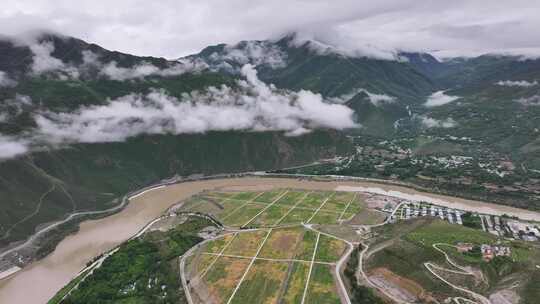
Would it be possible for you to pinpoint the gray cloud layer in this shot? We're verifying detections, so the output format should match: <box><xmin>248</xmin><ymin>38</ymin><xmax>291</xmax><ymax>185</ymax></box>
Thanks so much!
<box><xmin>1</xmin><ymin>1</ymin><xmax>540</xmax><ymax>59</ymax></box>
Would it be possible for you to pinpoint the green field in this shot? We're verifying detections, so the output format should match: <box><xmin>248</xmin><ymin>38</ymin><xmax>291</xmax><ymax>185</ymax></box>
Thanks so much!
<box><xmin>248</xmin><ymin>205</ymin><xmax>293</xmax><ymax>227</ymax></box>
<box><xmin>223</xmin><ymin>230</ymin><xmax>268</xmax><ymax>256</ymax></box>
<box><xmin>179</xmin><ymin>189</ymin><xmax>365</xmax><ymax>228</ymax></box>
<box><xmin>259</xmin><ymin>227</ymin><xmax>304</xmax><ymax>259</ymax></box>
<box><xmin>187</xmin><ymin>226</ymin><xmax>349</xmax><ymax>304</ymax></box>
<box><xmin>203</xmin><ymin>256</ymin><xmax>251</xmax><ymax>303</ymax></box>
<box><xmin>275</xmin><ymin>191</ymin><xmax>307</xmax><ymax>206</ymax></box>
<box><xmin>305</xmin><ymin>264</ymin><xmax>342</xmax><ymax>304</ymax></box>
<box><xmin>315</xmin><ymin>234</ymin><xmax>347</xmax><ymax>263</ymax></box>
<box><xmin>172</xmin><ymin>190</ymin><xmax>390</xmax><ymax>303</ymax></box>
<box><xmin>230</xmin><ymin>260</ymin><xmax>289</xmax><ymax>304</ymax></box>
<box><xmin>221</xmin><ymin>203</ymin><xmax>266</xmax><ymax>227</ymax></box>
<box><xmin>282</xmin><ymin>262</ymin><xmax>311</xmax><ymax>304</ymax></box>
<box><xmin>256</xmin><ymin>190</ymin><xmax>286</xmax><ymax>204</ymax></box>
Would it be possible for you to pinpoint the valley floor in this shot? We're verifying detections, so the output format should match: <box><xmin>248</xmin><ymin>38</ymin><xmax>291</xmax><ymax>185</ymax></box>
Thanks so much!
<box><xmin>0</xmin><ymin>175</ymin><xmax>539</xmax><ymax>303</ymax></box>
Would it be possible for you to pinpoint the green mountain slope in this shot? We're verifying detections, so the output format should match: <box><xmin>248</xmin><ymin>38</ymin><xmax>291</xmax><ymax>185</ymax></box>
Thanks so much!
<box><xmin>0</xmin><ymin>33</ymin><xmax>353</xmax><ymax>250</ymax></box>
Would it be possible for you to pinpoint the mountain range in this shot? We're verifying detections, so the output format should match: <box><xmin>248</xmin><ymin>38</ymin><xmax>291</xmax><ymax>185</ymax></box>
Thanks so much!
<box><xmin>0</xmin><ymin>31</ymin><xmax>539</xmax><ymax>253</ymax></box>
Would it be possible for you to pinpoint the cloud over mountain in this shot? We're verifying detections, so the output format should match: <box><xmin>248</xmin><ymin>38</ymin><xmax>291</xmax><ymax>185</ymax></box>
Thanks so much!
<box><xmin>424</xmin><ymin>91</ymin><xmax>459</xmax><ymax>107</ymax></box>
<box><xmin>419</xmin><ymin>116</ymin><xmax>457</xmax><ymax>128</ymax></box>
<box><xmin>2</xmin><ymin>1</ymin><xmax>540</xmax><ymax>59</ymax></box>
<box><xmin>0</xmin><ymin>64</ymin><xmax>357</xmax><ymax>159</ymax></box>
<box><xmin>496</xmin><ymin>80</ymin><xmax>538</xmax><ymax>87</ymax></box>
<box><xmin>0</xmin><ymin>71</ymin><xmax>16</xmax><ymax>87</ymax></box>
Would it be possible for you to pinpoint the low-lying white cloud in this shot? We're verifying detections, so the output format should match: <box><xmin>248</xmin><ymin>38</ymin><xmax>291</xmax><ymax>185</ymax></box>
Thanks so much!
<box><xmin>419</xmin><ymin>116</ymin><xmax>457</xmax><ymax>128</ymax></box>
<box><xmin>288</xmin><ymin>33</ymin><xmax>400</xmax><ymax>61</ymax></box>
<box><xmin>328</xmin><ymin>88</ymin><xmax>396</xmax><ymax>106</ymax></box>
<box><xmin>29</xmin><ymin>41</ymin><xmax>79</xmax><ymax>78</ymax></box>
<box><xmin>23</xmin><ymin>39</ymin><xmax>209</xmax><ymax>80</ymax></box>
<box><xmin>0</xmin><ymin>71</ymin><xmax>16</xmax><ymax>87</ymax></box>
<box><xmin>496</xmin><ymin>80</ymin><xmax>538</xmax><ymax>87</ymax></box>
<box><xmin>207</xmin><ymin>40</ymin><xmax>287</xmax><ymax>70</ymax></box>
<box><xmin>100</xmin><ymin>58</ymin><xmax>208</xmax><ymax>81</ymax></box>
<box><xmin>0</xmin><ymin>94</ymin><xmax>32</xmax><ymax>123</ymax></box>
<box><xmin>516</xmin><ymin>95</ymin><xmax>540</xmax><ymax>106</ymax></box>
<box><xmin>0</xmin><ymin>136</ymin><xmax>29</xmax><ymax>159</ymax></box>
<box><xmin>424</xmin><ymin>91</ymin><xmax>459</xmax><ymax>107</ymax></box>
<box><xmin>33</xmin><ymin>64</ymin><xmax>356</xmax><ymax>144</ymax></box>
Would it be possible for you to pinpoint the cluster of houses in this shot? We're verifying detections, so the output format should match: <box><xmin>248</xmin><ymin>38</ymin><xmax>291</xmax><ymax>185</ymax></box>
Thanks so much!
<box><xmin>480</xmin><ymin>244</ymin><xmax>512</xmax><ymax>261</ymax></box>
<box><xmin>456</xmin><ymin>242</ymin><xmax>511</xmax><ymax>262</ymax></box>
<box><xmin>395</xmin><ymin>203</ymin><xmax>463</xmax><ymax>225</ymax></box>
<box><xmin>480</xmin><ymin>214</ymin><xmax>540</xmax><ymax>242</ymax></box>
<box><xmin>505</xmin><ymin>220</ymin><xmax>540</xmax><ymax>242</ymax></box>
<box><xmin>392</xmin><ymin>202</ymin><xmax>540</xmax><ymax>243</ymax></box>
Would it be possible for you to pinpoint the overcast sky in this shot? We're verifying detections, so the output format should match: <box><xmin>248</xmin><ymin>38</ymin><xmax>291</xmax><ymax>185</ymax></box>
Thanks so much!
<box><xmin>1</xmin><ymin>0</ymin><xmax>540</xmax><ymax>59</ymax></box>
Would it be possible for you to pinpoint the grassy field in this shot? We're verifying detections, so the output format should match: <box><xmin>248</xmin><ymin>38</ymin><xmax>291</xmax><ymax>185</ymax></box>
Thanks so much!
<box><xmin>187</xmin><ymin>226</ymin><xmax>349</xmax><ymax>304</ymax></box>
<box><xmin>176</xmin><ymin>189</ymin><xmax>387</xmax><ymax>303</ymax></box>
<box><xmin>282</xmin><ymin>262</ymin><xmax>310</xmax><ymax>304</ymax></box>
<box><xmin>204</xmin><ymin>256</ymin><xmax>251</xmax><ymax>302</ymax></box>
<box><xmin>180</xmin><ymin>189</ymin><xmax>367</xmax><ymax>228</ymax></box>
<box><xmin>315</xmin><ymin>234</ymin><xmax>347</xmax><ymax>263</ymax></box>
<box><xmin>305</xmin><ymin>264</ymin><xmax>342</xmax><ymax>304</ymax></box>
<box><xmin>223</xmin><ymin>230</ymin><xmax>268</xmax><ymax>256</ymax></box>
<box><xmin>259</xmin><ymin>227</ymin><xmax>304</xmax><ymax>259</ymax></box>
<box><xmin>230</xmin><ymin>260</ymin><xmax>289</xmax><ymax>304</ymax></box>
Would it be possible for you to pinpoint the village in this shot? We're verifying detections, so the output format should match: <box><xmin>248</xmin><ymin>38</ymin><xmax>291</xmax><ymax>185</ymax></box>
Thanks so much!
<box><xmin>385</xmin><ymin>200</ymin><xmax>540</xmax><ymax>243</ymax></box>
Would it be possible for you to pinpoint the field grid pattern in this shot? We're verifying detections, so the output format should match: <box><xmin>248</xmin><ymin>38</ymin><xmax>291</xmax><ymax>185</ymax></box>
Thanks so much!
<box><xmin>188</xmin><ymin>226</ymin><xmax>347</xmax><ymax>304</ymax></box>
<box><xmin>184</xmin><ymin>189</ymin><xmax>359</xmax><ymax>228</ymax></box>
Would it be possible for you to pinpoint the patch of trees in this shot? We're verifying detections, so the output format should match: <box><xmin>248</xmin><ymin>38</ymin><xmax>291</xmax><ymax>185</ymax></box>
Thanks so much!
<box><xmin>344</xmin><ymin>246</ymin><xmax>385</xmax><ymax>304</ymax></box>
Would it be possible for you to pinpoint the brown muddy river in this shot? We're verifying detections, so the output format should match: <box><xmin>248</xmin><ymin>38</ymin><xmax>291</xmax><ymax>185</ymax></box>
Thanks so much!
<box><xmin>1</xmin><ymin>177</ymin><xmax>538</xmax><ymax>303</ymax></box>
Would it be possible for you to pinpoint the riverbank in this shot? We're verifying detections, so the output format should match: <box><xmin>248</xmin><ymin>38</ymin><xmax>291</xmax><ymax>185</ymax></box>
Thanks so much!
<box><xmin>1</xmin><ymin>175</ymin><xmax>539</xmax><ymax>303</ymax></box>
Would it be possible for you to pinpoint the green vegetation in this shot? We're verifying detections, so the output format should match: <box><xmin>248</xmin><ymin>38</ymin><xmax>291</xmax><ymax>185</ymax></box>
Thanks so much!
<box><xmin>256</xmin><ymin>190</ymin><xmax>285</xmax><ymax>203</ymax></box>
<box><xmin>279</xmin><ymin>208</ymin><xmax>314</xmax><ymax>224</ymax></box>
<box><xmin>188</xmin><ymin>226</ymin><xmax>349</xmax><ymax>303</ymax></box>
<box><xmin>221</xmin><ymin>203</ymin><xmax>265</xmax><ymax>227</ymax></box>
<box><xmin>344</xmin><ymin>247</ymin><xmax>385</xmax><ymax>304</ymax></box>
<box><xmin>54</xmin><ymin>216</ymin><xmax>211</xmax><ymax>304</ymax></box>
<box><xmin>366</xmin><ymin>218</ymin><xmax>540</xmax><ymax>301</ymax></box>
<box><xmin>203</xmin><ymin>256</ymin><xmax>251</xmax><ymax>302</ymax></box>
<box><xmin>179</xmin><ymin>190</ymin><xmax>361</xmax><ymax>228</ymax></box>
<box><xmin>232</xmin><ymin>192</ymin><xmax>261</xmax><ymax>201</ymax></box>
<box><xmin>315</xmin><ymin>234</ymin><xmax>347</xmax><ymax>263</ymax></box>
<box><xmin>305</xmin><ymin>264</ymin><xmax>341</xmax><ymax>304</ymax></box>
<box><xmin>282</xmin><ymin>262</ymin><xmax>310</xmax><ymax>304</ymax></box>
<box><xmin>308</xmin><ymin>211</ymin><xmax>340</xmax><ymax>225</ymax></box>
<box><xmin>259</xmin><ymin>228</ymin><xmax>303</xmax><ymax>259</ymax></box>
<box><xmin>0</xmin><ymin>128</ymin><xmax>351</xmax><ymax>251</ymax></box>
<box><xmin>295</xmin><ymin>229</ymin><xmax>319</xmax><ymax>261</ymax></box>
<box><xmin>231</xmin><ymin>260</ymin><xmax>288</xmax><ymax>304</ymax></box>
<box><xmin>405</xmin><ymin>220</ymin><xmax>495</xmax><ymax>246</ymax></box>
<box><xmin>249</xmin><ymin>205</ymin><xmax>293</xmax><ymax>227</ymax></box>
<box><xmin>461</xmin><ymin>212</ymin><xmax>483</xmax><ymax>229</ymax></box>
<box><xmin>298</xmin><ymin>192</ymin><xmax>329</xmax><ymax>209</ymax></box>
<box><xmin>223</xmin><ymin>230</ymin><xmax>268</xmax><ymax>256</ymax></box>
<box><xmin>275</xmin><ymin>191</ymin><xmax>306</xmax><ymax>206</ymax></box>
